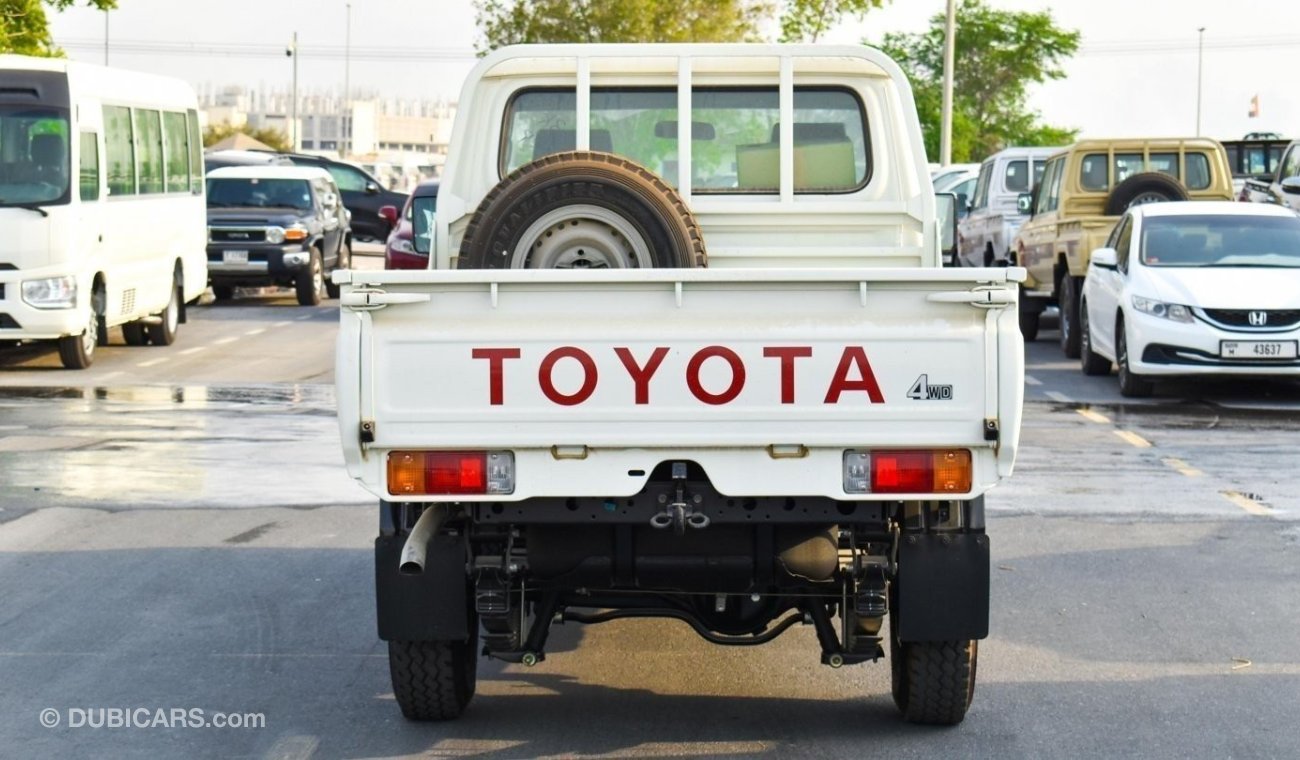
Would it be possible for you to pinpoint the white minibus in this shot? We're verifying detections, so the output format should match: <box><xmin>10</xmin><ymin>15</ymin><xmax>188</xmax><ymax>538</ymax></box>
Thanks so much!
<box><xmin>0</xmin><ymin>55</ymin><xmax>207</xmax><ymax>368</ymax></box>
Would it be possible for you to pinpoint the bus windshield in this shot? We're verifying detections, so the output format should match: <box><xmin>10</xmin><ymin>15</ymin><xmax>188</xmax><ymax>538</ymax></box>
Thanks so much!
<box><xmin>0</xmin><ymin>106</ymin><xmax>71</xmax><ymax>207</ymax></box>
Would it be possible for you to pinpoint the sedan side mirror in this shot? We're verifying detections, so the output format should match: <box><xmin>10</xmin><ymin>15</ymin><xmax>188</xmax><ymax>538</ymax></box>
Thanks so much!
<box><xmin>1016</xmin><ymin>192</ymin><xmax>1034</xmax><ymax>215</ymax></box>
<box><xmin>378</xmin><ymin>205</ymin><xmax>399</xmax><ymax>225</ymax></box>
<box><xmin>1090</xmin><ymin>247</ymin><xmax>1118</xmax><ymax>269</ymax></box>
<box><xmin>1280</xmin><ymin>177</ymin><xmax>1300</xmax><ymax>195</ymax></box>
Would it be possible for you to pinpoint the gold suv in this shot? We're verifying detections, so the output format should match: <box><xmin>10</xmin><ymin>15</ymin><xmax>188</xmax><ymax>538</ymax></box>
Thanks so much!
<box><xmin>1013</xmin><ymin>138</ymin><xmax>1233</xmax><ymax>356</ymax></box>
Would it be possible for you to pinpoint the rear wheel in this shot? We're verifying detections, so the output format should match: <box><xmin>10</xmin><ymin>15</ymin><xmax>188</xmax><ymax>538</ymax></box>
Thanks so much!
<box><xmin>890</xmin><ymin>628</ymin><xmax>977</xmax><ymax>725</ymax></box>
<box><xmin>1116</xmin><ymin>320</ymin><xmax>1154</xmax><ymax>398</ymax></box>
<box><xmin>122</xmin><ymin>322</ymin><xmax>149</xmax><ymax>346</ymax></box>
<box><xmin>1058</xmin><ymin>273</ymin><xmax>1082</xmax><ymax>359</ymax></box>
<box><xmin>1079</xmin><ymin>298</ymin><xmax>1112</xmax><ymax>376</ymax></box>
<box><xmin>388</xmin><ymin>626</ymin><xmax>479</xmax><ymax>722</ymax></box>
<box><xmin>295</xmin><ymin>249</ymin><xmax>324</xmax><ymax>306</ymax></box>
<box><xmin>146</xmin><ymin>278</ymin><xmax>181</xmax><ymax>346</ymax></box>
<box><xmin>1018</xmin><ymin>291</ymin><xmax>1041</xmax><ymax>342</ymax></box>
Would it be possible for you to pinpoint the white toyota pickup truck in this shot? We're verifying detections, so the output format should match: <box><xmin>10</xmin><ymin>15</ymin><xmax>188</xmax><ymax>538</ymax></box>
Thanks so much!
<box><xmin>334</xmin><ymin>43</ymin><xmax>1026</xmax><ymax>726</ymax></box>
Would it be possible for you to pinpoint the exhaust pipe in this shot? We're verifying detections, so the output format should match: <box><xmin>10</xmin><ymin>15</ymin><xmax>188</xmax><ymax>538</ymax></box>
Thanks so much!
<box><xmin>398</xmin><ymin>505</ymin><xmax>447</xmax><ymax>575</ymax></box>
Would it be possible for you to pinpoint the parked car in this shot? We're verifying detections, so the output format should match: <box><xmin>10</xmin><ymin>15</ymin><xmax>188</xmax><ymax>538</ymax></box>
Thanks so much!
<box><xmin>930</xmin><ymin>163</ymin><xmax>978</xmax><ymax>189</ymax></box>
<box><xmin>1242</xmin><ymin>139</ymin><xmax>1300</xmax><ymax>210</ymax></box>
<box><xmin>1219</xmin><ymin>135</ymin><xmax>1289</xmax><ymax>200</ymax></box>
<box><xmin>382</xmin><ymin>180</ymin><xmax>438</xmax><ymax>269</ymax></box>
<box><xmin>205</xmin><ymin>165</ymin><xmax>352</xmax><ymax>306</ymax></box>
<box><xmin>956</xmin><ymin>146</ymin><xmax>1059</xmax><ymax>268</ymax></box>
<box><xmin>935</xmin><ymin>170</ymin><xmax>978</xmax><ymax>222</ymax></box>
<box><xmin>205</xmin><ymin>150</ymin><xmax>408</xmax><ymax>242</ymax></box>
<box><xmin>1079</xmin><ymin>201</ymin><xmax>1300</xmax><ymax>396</ymax></box>
<box><xmin>275</xmin><ymin>153</ymin><xmax>408</xmax><ymax>242</ymax></box>
<box><xmin>1012</xmin><ymin>137</ymin><xmax>1234</xmax><ymax>353</ymax></box>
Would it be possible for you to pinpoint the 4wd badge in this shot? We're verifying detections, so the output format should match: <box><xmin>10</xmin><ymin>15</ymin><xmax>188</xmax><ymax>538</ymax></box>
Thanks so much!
<box><xmin>907</xmin><ymin>374</ymin><xmax>953</xmax><ymax>401</ymax></box>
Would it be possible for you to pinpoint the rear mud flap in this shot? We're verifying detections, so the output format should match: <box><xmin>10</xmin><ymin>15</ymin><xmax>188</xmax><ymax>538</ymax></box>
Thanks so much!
<box><xmin>897</xmin><ymin>533</ymin><xmax>990</xmax><ymax>641</ymax></box>
<box><xmin>375</xmin><ymin>534</ymin><xmax>468</xmax><ymax>642</ymax></box>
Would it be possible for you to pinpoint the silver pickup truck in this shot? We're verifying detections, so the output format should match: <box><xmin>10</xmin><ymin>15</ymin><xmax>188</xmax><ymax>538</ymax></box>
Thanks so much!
<box><xmin>956</xmin><ymin>147</ymin><xmax>1058</xmax><ymax>268</ymax></box>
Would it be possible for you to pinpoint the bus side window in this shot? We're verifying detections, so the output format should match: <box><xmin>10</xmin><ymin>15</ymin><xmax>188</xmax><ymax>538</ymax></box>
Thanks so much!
<box><xmin>186</xmin><ymin>109</ymin><xmax>203</xmax><ymax>194</ymax></box>
<box><xmin>79</xmin><ymin>132</ymin><xmax>99</xmax><ymax>201</ymax></box>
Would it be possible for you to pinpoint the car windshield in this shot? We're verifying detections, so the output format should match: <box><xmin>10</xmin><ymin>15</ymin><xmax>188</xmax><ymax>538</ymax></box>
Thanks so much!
<box><xmin>1140</xmin><ymin>214</ymin><xmax>1300</xmax><ymax>268</ymax></box>
<box><xmin>0</xmin><ymin>106</ymin><xmax>72</xmax><ymax>206</ymax></box>
<box><xmin>206</xmin><ymin>177</ymin><xmax>312</xmax><ymax>209</ymax></box>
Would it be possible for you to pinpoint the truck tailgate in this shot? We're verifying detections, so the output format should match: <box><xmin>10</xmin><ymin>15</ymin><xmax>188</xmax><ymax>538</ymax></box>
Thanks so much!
<box><xmin>336</xmin><ymin>268</ymin><xmax>1025</xmax><ymax>501</ymax></box>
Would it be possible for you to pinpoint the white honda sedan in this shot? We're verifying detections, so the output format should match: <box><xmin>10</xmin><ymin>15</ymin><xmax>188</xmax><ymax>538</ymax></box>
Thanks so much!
<box><xmin>1079</xmin><ymin>201</ymin><xmax>1300</xmax><ymax>397</ymax></box>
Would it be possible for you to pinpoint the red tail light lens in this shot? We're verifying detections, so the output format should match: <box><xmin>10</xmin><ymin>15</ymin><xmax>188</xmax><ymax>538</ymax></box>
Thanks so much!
<box><xmin>861</xmin><ymin>449</ymin><xmax>972</xmax><ymax>494</ymax></box>
<box><xmin>387</xmin><ymin>451</ymin><xmax>515</xmax><ymax>496</ymax></box>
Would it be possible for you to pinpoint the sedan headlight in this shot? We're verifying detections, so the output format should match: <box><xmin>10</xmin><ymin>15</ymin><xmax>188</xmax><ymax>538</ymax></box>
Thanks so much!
<box><xmin>265</xmin><ymin>226</ymin><xmax>286</xmax><ymax>244</ymax></box>
<box><xmin>22</xmin><ymin>275</ymin><xmax>77</xmax><ymax>309</ymax></box>
<box><xmin>1131</xmin><ymin>295</ymin><xmax>1193</xmax><ymax>323</ymax></box>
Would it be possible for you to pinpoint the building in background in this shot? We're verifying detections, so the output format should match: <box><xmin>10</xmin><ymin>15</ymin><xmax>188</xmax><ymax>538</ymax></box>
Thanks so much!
<box><xmin>198</xmin><ymin>85</ymin><xmax>455</xmax><ymax>191</ymax></box>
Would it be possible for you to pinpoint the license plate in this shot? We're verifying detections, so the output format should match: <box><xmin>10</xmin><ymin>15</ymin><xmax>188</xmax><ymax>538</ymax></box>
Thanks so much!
<box><xmin>223</xmin><ymin>250</ymin><xmax>249</xmax><ymax>264</ymax></box>
<box><xmin>1220</xmin><ymin>341</ymin><xmax>1298</xmax><ymax>359</ymax></box>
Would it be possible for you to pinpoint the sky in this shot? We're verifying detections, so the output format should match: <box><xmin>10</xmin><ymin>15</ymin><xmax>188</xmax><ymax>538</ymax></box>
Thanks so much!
<box><xmin>47</xmin><ymin>0</ymin><xmax>1300</xmax><ymax>142</ymax></box>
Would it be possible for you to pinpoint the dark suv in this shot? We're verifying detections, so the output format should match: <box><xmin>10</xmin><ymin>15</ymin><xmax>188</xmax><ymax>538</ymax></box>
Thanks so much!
<box><xmin>206</xmin><ymin>165</ymin><xmax>352</xmax><ymax>306</ymax></box>
<box><xmin>205</xmin><ymin>150</ymin><xmax>409</xmax><ymax>242</ymax></box>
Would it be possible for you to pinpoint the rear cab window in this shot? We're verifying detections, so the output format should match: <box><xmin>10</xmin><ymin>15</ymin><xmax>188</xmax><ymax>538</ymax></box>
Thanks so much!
<box><xmin>503</xmin><ymin>86</ymin><xmax>870</xmax><ymax>194</ymax></box>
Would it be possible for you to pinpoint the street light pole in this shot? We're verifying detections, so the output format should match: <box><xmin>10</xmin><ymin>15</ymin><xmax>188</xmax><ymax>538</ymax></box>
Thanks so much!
<box><xmin>1195</xmin><ymin>27</ymin><xmax>1206</xmax><ymax>136</ymax></box>
<box><xmin>344</xmin><ymin>3</ymin><xmax>351</xmax><ymax>158</ymax></box>
<box><xmin>103</xmin><ymin>9</ymin><xmax>109</xmax><ymax>65</ymax></box>
<box><xmin>288</xmin><ymin>32</ymin><xmax>299</xmax><ymax>151</ymax></box>
<box><xmin>940</xmin><ymin>0</ymin><xmax>957</xmax><ymax>165</ymax></box>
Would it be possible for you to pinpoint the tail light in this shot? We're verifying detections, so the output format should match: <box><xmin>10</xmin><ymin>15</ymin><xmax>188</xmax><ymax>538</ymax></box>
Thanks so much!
<box><xmin>843</xmin><ymin>449</ymin><xmax>972</xmax><ymax>494</ymax></box>
<box><xmin>387</xmin><ymin>450</ymin><xmax>515</xmax><ymax>496</ymax></box>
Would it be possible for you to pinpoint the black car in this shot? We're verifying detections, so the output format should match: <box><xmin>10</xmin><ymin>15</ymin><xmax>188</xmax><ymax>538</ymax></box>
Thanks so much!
<box><xmin>204</xmin><ymin>150</ymin><xmax>409</xmax><ymax>241</ymax></box>
<box><xmin>205</xmin><ymin>165</ymin><xmax>352</xmax><ymax>306</ymax></box>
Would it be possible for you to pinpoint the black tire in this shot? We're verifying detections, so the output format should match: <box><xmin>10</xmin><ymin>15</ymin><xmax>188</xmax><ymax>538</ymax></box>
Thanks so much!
<box><xmin>1058</xmin><ymin>273</ymin><xmax>1082</xmax><ymax>359</ymax></box>
<box><xmin>212</xmin><ymin>284</ymin><xmax>235</xmax><ymax>301</ymax></box>
<box><xmin>1018</xmin><ymin>290</ymin><xmax>1041</xmax><ymax>342</ymax></box>
<box><xmin>146</xmin><ymin>279</ymin><xmax>180</xmax><ymax>346</ymax></box>
<box><xmin>1079</xmin><ymin>298</ymin><xmax>1112</xmax><ymax>376</ymax></box>
<box><xmin>1116</xmin><ymin>320</ymin><xmax>1154</xmax><ymax>398</ymax></box>
<box><xmin>122</xmin><ymin>322</ymin><xmax>149</xmax><ymax>346</ymax></box>
<box><xmin>893</xmin><ymin>640</ymin><xmax>978</xmax><ymax>725</ymax></box>
<box><xmin>388</xmin><ymin>631</ymin><xmax>479</xmax><ymax>722</ymax></box>
<box><xmin>458</xmin><ymin>151</ymin><xmax>706</xmax><ymax>270</ymax></box>
<box><xmin>295</xmin><ymin>248</ymin><xmax>324</xmax><ymax>306</ymax></box>
<box><xmin>57</xmin><ymin>306</ymin><xmax>98</xmax><ymax>370</ymax></box>
<box><xmin>325</xmin><ymin>241</ymin><xmax>349</xmax><ymax>299</ymax></box>
<box><xmin>1103</xmin><ymin>172</ymin><xmax>1189</xmax><ymax>216</ymax></box>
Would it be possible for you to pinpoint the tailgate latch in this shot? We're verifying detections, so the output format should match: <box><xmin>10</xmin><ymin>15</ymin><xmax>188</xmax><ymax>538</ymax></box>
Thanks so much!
<box><xmin>341</xmin><ymin>287</ymin><xmax>431</xmax><ymax>311</ymax></box>
<box><xmin>927</xmin><ymin>286</ymin><xmax>1014</xmax><ymax>310</ymax></box>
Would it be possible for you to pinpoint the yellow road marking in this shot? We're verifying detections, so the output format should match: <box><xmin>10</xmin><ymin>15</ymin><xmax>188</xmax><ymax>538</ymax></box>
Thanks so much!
<box><xmin>1076</xmin><ymin>408</ymin><xmax>1110</xmax><ymax>424</ymax></box>
<box><xmin>1162</xmin><ymin>457</ymin><xmax>1205</xmax><ymax>478</ymax></box>
<box><xmin>1113</xmin><ymin>430</ymin><xmax>1152</xmax><ymax>448</ymax></box>
<box><xmin>1221</xmin><ymin>491</ymin><xmax>1272</xmax><ymax>517</ymax></box>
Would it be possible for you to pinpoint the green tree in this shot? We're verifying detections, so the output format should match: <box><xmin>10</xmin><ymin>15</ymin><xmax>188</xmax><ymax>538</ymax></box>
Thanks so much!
<box><xmin>779</xmin><ymin>0</ymin><xmax>887</xmax><ymax>44</ymax></box>
<box><xmin>876</xmin><ymin>0</ymin><xmax>1079</xmax><ymax>162</ymax></box>
<box><xmin>474</xmin><ymin>0</ymin><xmax>771</xmax><ymax>51</ymax></box>
<box><xmin>1</xmin><ymin>0</ymin><xmax>116</xmax><ymax>57</ymax></box>
<box><xmin>202</xmin><ymin>122</ymin><xmax>292</xmax><ymax>153</ymax></box>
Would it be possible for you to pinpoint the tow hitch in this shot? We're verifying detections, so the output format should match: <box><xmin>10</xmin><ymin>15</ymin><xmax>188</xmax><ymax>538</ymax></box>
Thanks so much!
<box><xmin>649</xmin><ymin>462</ymin><xmax>711</xmax><ymax>534</ymax></box>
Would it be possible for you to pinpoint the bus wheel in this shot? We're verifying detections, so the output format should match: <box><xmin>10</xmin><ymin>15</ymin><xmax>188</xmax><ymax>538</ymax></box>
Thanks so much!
<box><xmin>146</xmin><ymin>278</ymin><xmax>181</xmax><ymax>346</ymax></box>
<box><xmin>58</xmin><ymin>307</ymin><xmax>98</xmax><ymax>369</ymax></box>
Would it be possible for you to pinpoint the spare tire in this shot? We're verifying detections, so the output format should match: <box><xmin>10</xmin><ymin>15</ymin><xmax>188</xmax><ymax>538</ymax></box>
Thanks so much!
<box><xmin>1103</xmin><ymin>172</ymin><xmax>1189</xmax><ymax>215</ymax></box>
<box><xmin>458</xmin><ymin>151</ymin><xmax>706</xmax><ymax>270</ymax></box>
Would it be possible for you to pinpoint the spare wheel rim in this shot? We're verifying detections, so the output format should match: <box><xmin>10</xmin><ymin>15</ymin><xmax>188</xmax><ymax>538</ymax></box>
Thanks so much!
<box><xmin>512</xmin><ymin>204</ymin><xmax>652</xmax><ymax>269</ymax></box>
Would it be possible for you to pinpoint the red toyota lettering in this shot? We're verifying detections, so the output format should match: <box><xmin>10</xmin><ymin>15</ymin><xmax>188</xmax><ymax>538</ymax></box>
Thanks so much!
<box><xmin>762</xmin><ymin>346</ymin><xmax>812</xmax><ymax>404</ymax></box>
<box><xmin>539</xmin><ymin>347</ymin><xmax>599</xmax><ymax>406</ymax></box>
<box><xmin>824</xmin><ymin>346</ymin><xmax>884</xmax><ymax>404</ymax></box>
<box><xmin>471</xmin><ymin>347</ymin><xmax>521</xmax><ymax>405</ymax></box>
<box><xmin>614</xmin><ymin>347</ymin><xmax>669</xmax><ymax>405</ymax></box>
<box><xmin>686</xmin><ymin>346</ymin><xmax>746</xmax><ymax>405</ymax></box>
